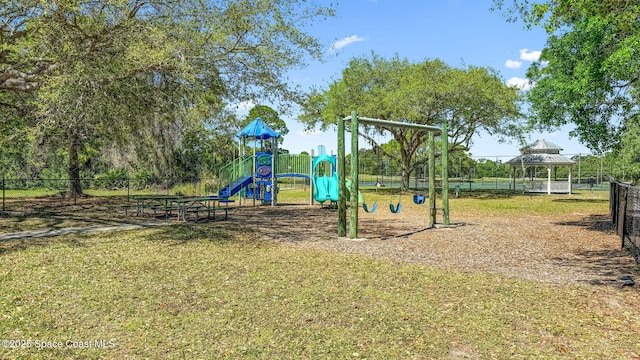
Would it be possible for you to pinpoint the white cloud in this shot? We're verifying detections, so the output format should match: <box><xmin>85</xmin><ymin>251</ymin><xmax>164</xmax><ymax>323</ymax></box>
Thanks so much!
<box><xmin>291</xmin><ymin>77</ymin><xmax>310</xmax><ymax>84</ymax></box>
<box><xmin>505</xmin><ymin>59</ymin><xmax>522</xmax><ymax>69</ymax></box>
<box><xmin>506</xmin><ymin>77</ymin><xmax>531</xmax><ymax>91</ymax></box>
<box><xmin>520</xmin><ymin>48</ymin><xmax>541</xmax><ymax>62</ymax></box>
<box><xmin>230</xmin><ymin>100</ymin><xmax>257</xmax><ymax>114</ymax></box>
<box><xmin>330</xmin><ymin>35</ymin><xmax>365</xmax><ymax>52</ymax></box>
<box><xmin>297</xmin><ymin>129</ymin><xmax>322</xmax><ymax>137</ymax></box>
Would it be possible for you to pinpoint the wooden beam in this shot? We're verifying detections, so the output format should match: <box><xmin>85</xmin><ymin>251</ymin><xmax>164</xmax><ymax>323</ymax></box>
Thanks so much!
<box><xmin>349</xmin><ymin>110</ymin><xmax>359</xmax><ymax>239</ymax></box>
<box><xmin>344</xmin><ymin>116</ymin><xmax>442</xmax><ymax>133</ymax></box>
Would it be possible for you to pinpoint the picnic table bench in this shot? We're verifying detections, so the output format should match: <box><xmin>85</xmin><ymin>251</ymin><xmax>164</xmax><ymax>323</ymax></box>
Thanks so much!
<box><xmin>122</xmin><ymin>195</ymin><xmax>234</xmax><ymax>222</ymax></box>
<box><xmin>129</xmin><ymin>195</ymin><xmax>180</xmax><ymax>217</ymax></box>
<box><xmin>213</xmin><ymin>199</ymin><xmax>235</xmax><ymax>220</ymax></box>
<box><xmin>170</xmin><ymin>197</ymin><xmax>235</xmax><ymax>222</ymax></box>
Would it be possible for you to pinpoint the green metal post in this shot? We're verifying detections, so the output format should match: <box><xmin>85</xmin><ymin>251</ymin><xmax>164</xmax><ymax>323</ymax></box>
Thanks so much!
<box><xmin>350</xmin><ymin>110</ymin><xmax>359</xmax><ymax>239</ymax></box>
<box><xmin>337</xmin><ymin>115</ymin><xmax>347</xmax><ymax>237</ymax></box>
<box><xmin>441</xmin><ymin>122</ymin><xmax>450</xmax><ymax>226</ymax></box>
<box><xmin>428</xmin><ymin>132</ymin><xmax>436</xmax><ymax>227</ymax></box>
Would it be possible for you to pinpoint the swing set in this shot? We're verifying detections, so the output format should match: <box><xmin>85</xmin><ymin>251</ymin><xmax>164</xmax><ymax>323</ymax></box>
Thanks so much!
<box><xmin>361</xmin><ymin>148</ymin><xmax>379</xmax><ymax>213</ymax></box>
<box><xmin>336</xmin><ymin>111</ymin><xmax>450</xmax><ymax>239</ymax></box>
<box><xmin>361</xmin><ymin>155</ymin><xmax>403</xmax><ymax>214</ymax></box>
<box><xmin>412</xmin><ymin>160</ymin><xmax>429</xmax><ymax>205</ymax></box>
<box><xmin>387</xmin><ymin>162</ymin><xmax>402</xmax><ymax>214</ymax></box>
<box><xmin>364</xmin><ymin>158</ymin><xmax>423</xmax><ymax>214</ymax></box>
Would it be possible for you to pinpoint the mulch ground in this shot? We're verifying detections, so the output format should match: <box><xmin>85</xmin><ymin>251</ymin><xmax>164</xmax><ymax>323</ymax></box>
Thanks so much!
<box><xmin>220</xmin><ymin>203</ymin><xmax>639</xmax><ymax>288</ymax></box>
<box><xmin>2</xmin><ymin>195</ymin><xmax>638</xmax><ymax>289</ymax></box>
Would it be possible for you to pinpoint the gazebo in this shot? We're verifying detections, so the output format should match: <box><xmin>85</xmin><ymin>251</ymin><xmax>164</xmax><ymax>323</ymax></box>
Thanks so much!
<box><xmin>506</xmin><ymin>139</ymin><xmax>575</xmax><ymax>194</ymax></box>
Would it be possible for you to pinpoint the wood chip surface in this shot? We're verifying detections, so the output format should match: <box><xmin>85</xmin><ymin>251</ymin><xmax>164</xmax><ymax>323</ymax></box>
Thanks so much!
<box><xmin>223</xmin><ymin>204</ymin><xmax>639</xmax><ymax>288</ymax></box>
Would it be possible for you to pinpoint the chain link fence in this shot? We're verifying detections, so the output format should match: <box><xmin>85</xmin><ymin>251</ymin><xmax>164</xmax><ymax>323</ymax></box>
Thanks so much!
<box><xmin>0</xmin><ymin>175</ymin><xmax>316</xmax><ymax>211</ymax></box>
<box><xmin>610</xmin><ymin>178</ymin><xmax>640</xmax><ymax>266</ymax></box>
<box><xmin>0</xmin><ymin>176</ymin><xmax>221</xmax><ymax>211</ymax></box>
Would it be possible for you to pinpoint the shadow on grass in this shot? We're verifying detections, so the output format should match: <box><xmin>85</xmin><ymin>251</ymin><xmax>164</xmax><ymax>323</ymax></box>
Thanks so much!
<box><xmin>551</xmin><ymin>213</ymin><xmax>639</xmax><ymax>288</ymax></box>
<box><xmin>551</xmin><ymin>249</ymin><xmax>639</xmax><ymax>287</ymax></box>
<box><xmin>1</xmin><ymin>195</ymin><xmax>138</xmax><ymax>232</ymax></box>
<box><xmin>143</xmin><ymin>223</ymin><xmax>259</xmax><ymax>246</ymax></box>
<box><xmin>208</xmin><ymin>205</ymin><xmax>339</xmax><ymax>243</ymax></box>
<box><xmin>553</xmin><ymin>214</ymin><xmax>614</xmax><ymax>233</ymax></box>
<box><xmin>0</xmin><ymin>233</ymin><xmax>89</xmax><ymax>256</ymax></box>
<box><xmin>553</xmin><ymin>198</ymin><xmax>608</xmax><ymax>204</ymax></box>
<box><xmin>455</xmin><ymin>190</ymin><xmax>530</xmax><ymax>200</ymax></box>
<box><xmin>11</xmin><ymin>210</ymin><xmax>129</xmax><ymax>227</ymax></box>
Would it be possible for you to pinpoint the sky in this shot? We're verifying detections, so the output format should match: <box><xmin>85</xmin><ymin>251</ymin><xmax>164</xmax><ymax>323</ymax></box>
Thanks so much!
<box><xmin>238</xmin><ymin>0</ymin><xmax>593</xmax><ymax>160</ymax></box>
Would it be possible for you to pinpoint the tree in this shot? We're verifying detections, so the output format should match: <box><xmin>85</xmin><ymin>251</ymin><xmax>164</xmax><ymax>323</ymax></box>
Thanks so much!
<box><xmin>1</xmin><ymin>0</ymin><xmax>335</xmax><ymax>195</ymax></box>
<box><xmin>611</xmin><ymin>121</ymin><xmax>640</xmax><ymax>181</ymax></box>
<box><xmin>492</xmin><ymin>0</ymin><xmax>640</xmax><ymax>153</ymax></box>
<box><xmin>299</xmin><ymin>54</ymin><xmax>523</xmax><ymax>190</ymax></box>
<box><xmin>448</xmin><ymin>149</ymin><xmax>477</xmax><ymax>179</ymax></box>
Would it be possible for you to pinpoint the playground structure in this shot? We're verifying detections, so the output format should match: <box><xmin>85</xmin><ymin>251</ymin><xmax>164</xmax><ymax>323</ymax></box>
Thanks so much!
<box><xmin>216</xmin><ymin>113</ymin><xmax>450</xmax><ymax>239</ymax></box>
<box><xmin>217</xmin><ymin>118</ymin><xmax>310</xmax><ymax>205</ymax></box>
<box><xmin>337</xmin><ymin>111</ymin><xmax>450</xmax><ymax>239</ymax></box>
<box><xmin>217</xmin><ymin>118</ymin><xmax>353</xmax><ymax>207</ymax></box>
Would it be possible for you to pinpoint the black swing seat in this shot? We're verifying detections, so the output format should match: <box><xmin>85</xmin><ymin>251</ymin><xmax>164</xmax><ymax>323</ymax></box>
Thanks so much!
<box><xmin>363</xmin><ymin>202</ymin><xmax>378</xmax><ymax>213</ymax></box>
<box><xmin>389</xmin><ymin>203</ymin><xmax>402</xmax><ymax>214</ymax></box>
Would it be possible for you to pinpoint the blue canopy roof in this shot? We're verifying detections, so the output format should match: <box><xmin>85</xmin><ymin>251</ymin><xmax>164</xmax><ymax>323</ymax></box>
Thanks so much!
<box><xmin>236</xmin><ymin>118</ymin><xmax>280</xmax><ymax>140</ymax></box>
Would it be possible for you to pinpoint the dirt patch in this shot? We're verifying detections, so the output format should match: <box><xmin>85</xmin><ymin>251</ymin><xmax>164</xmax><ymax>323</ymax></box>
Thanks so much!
<box><xmin>219</xmin><ymin>203</ymin><xmax>639</xmax><ymax>288</ymax></box>
<box><xmin>2</xmin><ymin>196</ymin><xmax>638</xmax><ymax>288</ymax></box>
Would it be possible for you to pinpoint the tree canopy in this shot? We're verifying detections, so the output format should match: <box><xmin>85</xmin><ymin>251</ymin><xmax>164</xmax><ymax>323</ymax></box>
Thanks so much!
<box><xmin>0</xmin><ymin>0</ymin><xmax>335</xmax><ymax>194</ymax></box>
<box><xmin>493</xmin><ymin>0</ymin><xmax>640</xmax><ymax>153</ymax></box>
<box><xmin>299</xmin><ymin>53</ymin><xmax>523</xmax><ymax>190</ymax></box>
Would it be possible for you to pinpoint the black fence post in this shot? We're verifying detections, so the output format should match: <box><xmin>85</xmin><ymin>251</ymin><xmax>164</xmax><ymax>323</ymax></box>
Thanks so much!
<box><xmin>2</xmin><ymin>173</ymin><xmax>5</xmax><ymax>212</ymax></box>
<box><xmin>618</xmin><ymin>185</ymin><xmax>628</xmax><ymax>250</ymax></box>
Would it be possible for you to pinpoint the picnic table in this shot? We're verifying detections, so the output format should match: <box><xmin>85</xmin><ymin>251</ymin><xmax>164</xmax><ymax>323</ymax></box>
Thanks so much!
<box><xmin>122</xmin><ymin>195</ymin><xmax>234</xmax><ymax>222</ymax></box>
<box><xmin>129</xmin><ymin>195</ymin><xmax>180</xmax><ymax>217</ymax></box>
<box><xmin>169</xmin><ymin>196</ymin><xmax>235</xmax><ymax>222</ymax></box>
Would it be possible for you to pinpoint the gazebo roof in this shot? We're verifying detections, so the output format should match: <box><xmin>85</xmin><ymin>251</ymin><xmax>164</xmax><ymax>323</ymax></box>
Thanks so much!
<box><xmin>506</xmin><ymin>139</ymin><xmax>575</xmax><ymax>166</ymax></box>
<box><xmin>506</xmin><ymin>153</ymin><xmax>575</xmax><ymax>166</ymax></box>
<box><xmin>523</xmin><ymin>139</ymin><xmax>563</xmax><ymax>154</ymax></box>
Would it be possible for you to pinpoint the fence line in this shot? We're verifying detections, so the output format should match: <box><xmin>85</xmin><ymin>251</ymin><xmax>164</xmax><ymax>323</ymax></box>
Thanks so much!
<box><xmin>610</xmin><ymin>179</ymin><xmax>640</xmax><ymax>266</ymax></box>
<box><xmin>0</xmin><ymin>176</ymin><xmax>214</xmax><ymax>210</ymax></box>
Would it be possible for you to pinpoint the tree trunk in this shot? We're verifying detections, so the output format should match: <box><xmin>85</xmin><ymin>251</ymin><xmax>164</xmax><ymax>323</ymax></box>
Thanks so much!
<box><xmin>68</xmin><ymin>132</ymin><xmax>83</xmax><ymax>197</ymax></box>
<box><xmin>401</xmin><ymin>157</ymin><xmax>411</xmax><ymax>191</ymax></box>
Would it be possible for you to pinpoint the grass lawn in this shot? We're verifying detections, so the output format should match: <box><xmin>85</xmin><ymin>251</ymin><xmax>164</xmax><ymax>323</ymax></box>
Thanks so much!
<box><xmin>1</xmin><ymin>190</ymin><xmax>639</xmax><ymax>359</ymax></box>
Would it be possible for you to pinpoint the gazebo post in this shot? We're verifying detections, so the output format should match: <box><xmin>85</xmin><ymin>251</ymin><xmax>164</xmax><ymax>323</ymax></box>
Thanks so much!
<box><xmin>547</xmin><ymin>166</ymin><xmax>552</xmax><ymax>195</ymax></box>
<box><xmin>510</xmin><ymin>166</ymin><xmax>515</xmax><ymax>191</ymax></box>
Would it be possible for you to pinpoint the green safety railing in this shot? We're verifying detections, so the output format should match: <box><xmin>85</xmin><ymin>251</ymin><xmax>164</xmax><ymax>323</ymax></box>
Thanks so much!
<box><xmin>218</xmin><ymin>154</ymin><xmax>312</xmax><ymax>194</ymax></box>
<box><xmin>275</xmin><ymin>154</ymin><xmax>311</xmax><ymax>177</ymax></box>
<box><xmin>218</xmin><ymin>156</ymin><xmax>253</xmax><ymax>191</ymax></box>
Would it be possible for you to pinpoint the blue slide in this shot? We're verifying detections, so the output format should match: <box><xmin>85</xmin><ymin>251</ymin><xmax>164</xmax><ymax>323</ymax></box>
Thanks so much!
<box><xmin>219</xmin><ymin>176</ymin><xmax>252</xmax><ymax>198</ymax></box>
